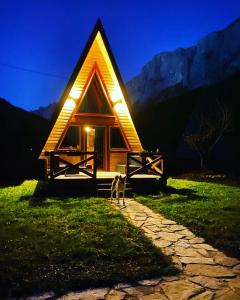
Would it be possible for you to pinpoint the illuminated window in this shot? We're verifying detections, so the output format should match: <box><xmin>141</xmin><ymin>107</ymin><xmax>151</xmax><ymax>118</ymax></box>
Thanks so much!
<box><xmin>110</xmin><ymin>127</ymin><xmax>126</xmax><ymax>149</ymax></box>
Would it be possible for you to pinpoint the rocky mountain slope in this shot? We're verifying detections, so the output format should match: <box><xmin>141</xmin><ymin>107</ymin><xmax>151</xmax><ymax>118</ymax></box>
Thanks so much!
<box><xmin>126</xmin><ymin>18</ymin><xmax>240</xmax><ymax>103</ymax></box>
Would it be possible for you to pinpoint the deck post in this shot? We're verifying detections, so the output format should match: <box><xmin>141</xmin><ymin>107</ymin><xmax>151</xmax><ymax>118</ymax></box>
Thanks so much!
<box><xmin>126</xmin><ymin>152</ymin><xmax>130</xmax><ymax>178</ymax></box>
<box><xmin>141</xmin><ymin>152</ymin><xmax>147</xmax><ymax>174</ymax></box>
<box><xmin>93</xmin><ymin>152</ymin><xmax>97</xmax><ymax>179</ymax></box>
<box><xmin>49</xmin><ymin>152</ymin><xmax>54</xmax><ymax>180</ymax></box>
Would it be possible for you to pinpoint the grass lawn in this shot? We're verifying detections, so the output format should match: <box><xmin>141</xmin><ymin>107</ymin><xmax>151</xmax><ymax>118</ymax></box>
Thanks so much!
<box><xmin>136</xmin><ymin>178</ymin><xmax>240</xmax><ymax>259</ymax></box>
<box><xmin>0</xmin><ymin>180</ymin><xmax>175</xmax><ymax>298</ymax></box>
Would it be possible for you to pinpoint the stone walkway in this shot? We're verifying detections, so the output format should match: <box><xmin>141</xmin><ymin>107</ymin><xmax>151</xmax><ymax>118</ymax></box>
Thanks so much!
<box><xmin>24</xmin><ymin>198</ymin><xmax>240</xmax><ymax>300</ymax></box>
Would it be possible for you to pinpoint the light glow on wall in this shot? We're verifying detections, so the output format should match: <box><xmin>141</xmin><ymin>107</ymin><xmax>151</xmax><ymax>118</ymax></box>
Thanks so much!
<box><xmin>69</xmin><ymin>87</ymin><xmax>81</xmax><ymax>99</ymax></box>
<box><xmin>85</xmin><ymin>126</ymin><xmax>92</xmax><ymax>133</ymax></box>
<box><xmin>110</xmin><ymin>88</ymin><xmax>123</xmax><ymax>103</ymax></box>
<box><xmin>64</xmin><ymin>98</ymin><xmax>76</xmax><ymax>110</ymax></box>
<box><xmin>114</xmin><ymin>102</ymin><xmax>128</xmax><ymax>114</ymax></box>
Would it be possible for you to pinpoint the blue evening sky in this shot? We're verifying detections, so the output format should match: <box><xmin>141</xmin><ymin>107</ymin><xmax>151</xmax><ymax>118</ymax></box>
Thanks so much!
<box><xmin>0</xmin><ymin>0</ymin><xmax>239</xmax><ymax>110</ymax></box>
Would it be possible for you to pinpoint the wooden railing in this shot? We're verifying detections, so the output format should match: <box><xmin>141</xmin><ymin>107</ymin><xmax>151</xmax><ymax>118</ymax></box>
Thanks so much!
<box><xmin>126</xmin><ymin>152</ymin><xmax>164</xmax><ymax>178</ymax></box>
<box><xmin>45</xmin><ymin>150</ymin><xmax>97</xmax><ymax>180</ymax></box>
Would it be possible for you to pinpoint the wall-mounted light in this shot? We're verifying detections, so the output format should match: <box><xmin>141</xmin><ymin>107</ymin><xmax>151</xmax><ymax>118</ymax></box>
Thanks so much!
<box><xmin>85</xmin><ymin>126</ymin><xmax>92</xmax><ymax>133</ymax></box>
<box><xmin>64</xmin><ymin>98</ymin><xmax>76</xmax><ymax>109</ymax></box>
<box><xmin>114</xmin><ymin>102</ymin><xmax>127</xmax><ymax>114</ymax></box>
<box><xmin>113</xmin><ymin>98</ymin><xmax>122</xmax><ymax>105</ymax></box>
<box><xmin>69</xmin><ymin>87</ymin><xmax>81</xmax><ymax>99</ymax></box>
<box><xmin>110</xmin><ymin>88</ymin><xmax>123</xmax><ymax>103</ymax></box>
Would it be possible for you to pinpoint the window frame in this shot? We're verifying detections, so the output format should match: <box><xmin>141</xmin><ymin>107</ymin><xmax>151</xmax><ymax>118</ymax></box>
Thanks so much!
<box><xmin>109</xmin><ymin>126</ymin><xmax>128</xmax><ymax>151</ymax></box>
<box><xmin>58</xmin><ymin>125</ymin><xmax>80</xmax><ymax>150</ymax></box>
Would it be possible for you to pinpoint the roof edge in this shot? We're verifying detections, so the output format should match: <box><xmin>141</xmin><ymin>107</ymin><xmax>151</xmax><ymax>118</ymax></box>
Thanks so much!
<box><xmin>39</xmin><ymin>19</ymin><xmax>134</xmax><ymax>156</ymax></box>
<box><xmin>49</xmin><ymin>19</ymin><xmax>104</xmax><ymax>127</ymax></box>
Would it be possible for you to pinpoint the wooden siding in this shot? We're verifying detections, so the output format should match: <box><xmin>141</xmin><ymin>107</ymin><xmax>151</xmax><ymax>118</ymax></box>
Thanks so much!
<box><xmin>40</xmin><ymin>30</ymin><xmax>142</xmax><ymax>160</ymax></box>
<box><xmin>42</xmin><ymin>104</ymin><xmax>73</xmax><ymax>153</ymax></box>
<box><xmin>109</xmin><ymin>152</ymin><xmax>127</xmax><ymax>172</ymax></box>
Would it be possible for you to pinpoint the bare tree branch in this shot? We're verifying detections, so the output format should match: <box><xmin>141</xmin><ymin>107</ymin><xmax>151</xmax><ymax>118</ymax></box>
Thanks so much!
<box><xmin>185</xmin><ymin>98</ymin><xmax>232</xmax><ymax>170</ymax></box>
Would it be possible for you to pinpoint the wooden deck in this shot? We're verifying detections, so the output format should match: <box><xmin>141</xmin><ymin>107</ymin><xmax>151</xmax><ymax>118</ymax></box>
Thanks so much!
<box><xmin>42</xmin><ymin>151</ymin><xmax>165</xmax><ymax>196</ymax></box>
<box><xmin>45</xmin><ymin>150</ymin><xmax>164</xmax><ymax>181</ymax></box>
<box><xmin>41</xmin><ymin>171</ymin><xmax>164</xmax><ymax>197</ymax></box>
<box><xmin>55</xmin><ymin>171</ymin><xmax>160</xmax><ymax>180</ymax></box>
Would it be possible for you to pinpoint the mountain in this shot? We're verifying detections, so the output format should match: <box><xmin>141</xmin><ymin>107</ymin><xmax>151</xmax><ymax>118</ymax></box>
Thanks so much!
<box><xmin>0</xmin><ymin>98</ymin><xmax>50</xmax><ymax>182</ymax></box>
<box><xmin>126</xmin><ymin>18</ymin><xmax>240</xmax><ymax>103</ymax></box>
<box><xmin>31</xmin><ymin>102</ymin><xmax>57</xmax><ymax>120</ymax></box>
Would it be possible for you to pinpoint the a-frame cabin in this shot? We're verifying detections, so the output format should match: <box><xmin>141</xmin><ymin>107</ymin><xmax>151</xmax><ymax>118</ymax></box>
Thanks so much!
<box><xmin>39</xmin><ymin>20</ymin><xmax>163</xmax><ymax>183</ymax></box>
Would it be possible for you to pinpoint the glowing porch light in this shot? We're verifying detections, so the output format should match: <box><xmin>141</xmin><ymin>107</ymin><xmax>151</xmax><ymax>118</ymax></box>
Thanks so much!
<box><xmin>85</xmin><ymin>126</ymin><xmax>92</xmax><ymax>133</ymax></box>
<box><xmin>64</xmin><ymin>98</ymin><xmax>76</xmax><ymax>109</ymax></box>
<box><xmin>114</xmin><ymin>102</ymin><xmax>128</xmax><ymax>114</ymax></box>
<box><xmin>110</xmin><ymin>88</ymin><xmax>123</xmax><ymax>103</ymax></box>
<box><xmin>69</xmin><ymin>87</ymin><xmax>81</xmax><ymax>99</ymax></box>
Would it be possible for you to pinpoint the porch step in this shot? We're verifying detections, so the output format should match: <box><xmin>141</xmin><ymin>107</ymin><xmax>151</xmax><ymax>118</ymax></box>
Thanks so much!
<box><xmin>97</xmin><ymin>188</ymin><xmax>133</xmax><ymax>197</ymax></box>
<box><xmin>97</xmin><ymin>182</ymin><xmax>131</xmax><ymax>187</ymax></box>
<box><xmin>96</xmin><ymin>182</ymin><xmax>133</xmax><ymax>198</ymax></box>
<box><xmin>97</xmin><ymin>188</ymin><xmax>133</xmax><ymax>198</ymax></box>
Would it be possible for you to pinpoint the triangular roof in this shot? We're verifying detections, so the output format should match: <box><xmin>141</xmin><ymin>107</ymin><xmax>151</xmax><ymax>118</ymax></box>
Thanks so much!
<box><xmin>39</xmin><ymin>19</ymin><xmax>142</xmax><ymax>158</ymax></box>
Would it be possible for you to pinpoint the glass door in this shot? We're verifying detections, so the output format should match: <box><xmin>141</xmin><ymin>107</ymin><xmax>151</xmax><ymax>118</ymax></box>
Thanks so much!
<box><xmin>94</xmin><ymin>127</ymin><xmax>105</xmax><ymax>170</ymax></box>
<box><xmin>83</xmin><ymin>126</ymin><xmax>106</xmax><ymax>170</ymax></box>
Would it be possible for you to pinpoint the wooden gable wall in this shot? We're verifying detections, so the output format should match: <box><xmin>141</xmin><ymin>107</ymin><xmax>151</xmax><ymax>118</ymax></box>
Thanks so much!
<box><xmin>40</xmin><ymin>28</ymin><xmax>142</xmax><ymax>159</ymax></box>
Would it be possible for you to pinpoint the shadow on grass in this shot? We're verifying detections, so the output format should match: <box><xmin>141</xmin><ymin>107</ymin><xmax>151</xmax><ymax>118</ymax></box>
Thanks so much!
<box><xmin>20</xmin><ymin>195</ymin><xmax>50</xmax><ymax>207</ymax></box>
<box><xmin>0</xmin><ymin>178</ymin><xmax>24</xmax><ymax>188</ymax></box>
<box><xmin>19</xmin><ymin>181</ymin><xmax>95</xmax><ymax>208</ymax></box>
<box><xmin>17</xmin><ymin>181</ymin><xmax>51</xmax><ymax>207</ymax></box>
<box><xmin>146</xmin><ymin>185</ymin><xmax>206</xmax><ymax>203</ymax></box>
<box><xmin>19</xmin><ymin>194</ymin><xmax>88</xmax><ymax>209</ymax></box>
<box><xmin>33</xmin><ymin>180</ymin><xmax>97</xmax><ymax>197</ymax></box>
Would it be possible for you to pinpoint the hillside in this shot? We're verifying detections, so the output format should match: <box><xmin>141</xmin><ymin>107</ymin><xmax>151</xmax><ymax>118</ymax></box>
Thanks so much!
<box><xmin>31</xmin><ymin>101</ymin><xmax>57</xmax><ymax>120</ymax></box>
<box><xmin>0</xmin><ymin>99</ymin><xmax>50</xmax><ymax>182</ymax></box>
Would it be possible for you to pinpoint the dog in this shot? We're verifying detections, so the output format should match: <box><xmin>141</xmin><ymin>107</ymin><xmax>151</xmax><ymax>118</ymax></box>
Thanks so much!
<box><xmin>110</xmin><ymin>174</ymin><xmax>126</xmax><ymax>206</ymax></box>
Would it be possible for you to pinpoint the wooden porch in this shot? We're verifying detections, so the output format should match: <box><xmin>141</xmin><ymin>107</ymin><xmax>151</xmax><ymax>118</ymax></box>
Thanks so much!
<box><xmin>55</xmin><ymin>171</ymin><xmax>160</xmax><ymax>180</ymax></box>
<box><xmin>42</xmin><ymin>151</ymin><xmax>165</xmax><ymax>196</ymax></box>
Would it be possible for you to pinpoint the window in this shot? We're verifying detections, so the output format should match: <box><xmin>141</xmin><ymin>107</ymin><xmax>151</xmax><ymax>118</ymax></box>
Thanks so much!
<box><xmin>60</xmin><ymin>126</ymin><xmax>79</xmax><ymax>148</ymax></box>
<box><xmin>78</xmin><ymin>74</ymin><xmax>112</xmax><ymax>114</ymax></box>
<box><xmin>110</xmin><ymin>127</ymin><xmax>126</xmax><ymax>149</ymax></box>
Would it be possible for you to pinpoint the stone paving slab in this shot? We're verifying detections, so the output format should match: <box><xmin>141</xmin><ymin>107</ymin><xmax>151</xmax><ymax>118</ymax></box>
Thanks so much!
<box><xmin>19</xmin><ymin>198</ymin><xmax>240</xmax><ymax>300</ymax></box>
<box><xmin>109</xmin><ymin>198</ymin><xmax>240</xmax><ymax>300</ymax></box>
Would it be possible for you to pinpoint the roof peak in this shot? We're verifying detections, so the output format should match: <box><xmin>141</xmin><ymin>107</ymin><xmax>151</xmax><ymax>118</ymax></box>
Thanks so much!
<box><xmin>92</xmin><ymin>18</ymin><xmax>104</xmax><ymax>34</ymax></box>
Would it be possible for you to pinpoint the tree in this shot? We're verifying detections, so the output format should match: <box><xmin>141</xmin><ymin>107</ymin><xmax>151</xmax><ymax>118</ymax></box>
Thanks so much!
<box><xmin>185</xmin><ymin>99</ymin><xmax>232</xmax><ymax>170</ymax></box>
